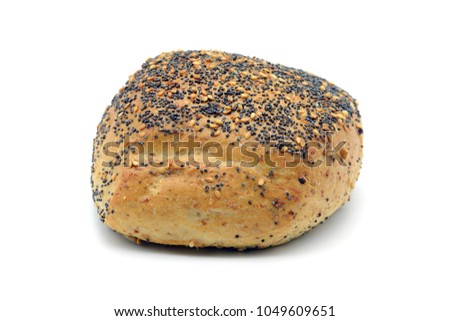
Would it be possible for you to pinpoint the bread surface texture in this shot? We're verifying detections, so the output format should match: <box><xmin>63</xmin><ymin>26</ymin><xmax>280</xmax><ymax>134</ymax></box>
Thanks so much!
<box><xmin>91</xmin><ymin>50</ymin><xmax>363</xmax><ymax>249</ymax></box>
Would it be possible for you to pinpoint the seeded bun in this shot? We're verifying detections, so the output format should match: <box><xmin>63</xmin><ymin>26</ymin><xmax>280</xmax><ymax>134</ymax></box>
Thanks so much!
<box><xmin>91</xmin><ymin>50</ymin><xmax>363</xmax><ymax>249</ymax></box>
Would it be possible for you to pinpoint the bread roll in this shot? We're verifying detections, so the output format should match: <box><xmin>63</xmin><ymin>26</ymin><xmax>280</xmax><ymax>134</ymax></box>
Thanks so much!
<box><xmin>91</xmin><ymin>50</ymin><xmax>363</xmax><ymax>249</ymax></box>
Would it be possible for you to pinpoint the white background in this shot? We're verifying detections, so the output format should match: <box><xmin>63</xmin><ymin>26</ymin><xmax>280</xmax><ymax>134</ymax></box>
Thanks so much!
<box><xmin>1</xmin><ymin>1</ymin><xmax>449</xmax><ymax>320</ymax></box>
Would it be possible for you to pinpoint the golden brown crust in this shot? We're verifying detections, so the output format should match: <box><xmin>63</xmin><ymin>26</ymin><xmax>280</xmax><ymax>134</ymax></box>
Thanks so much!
<box><xmin>91</xmin><ymin>50</ymin><xmax>363</xmax><ymax>249</ymax></box>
